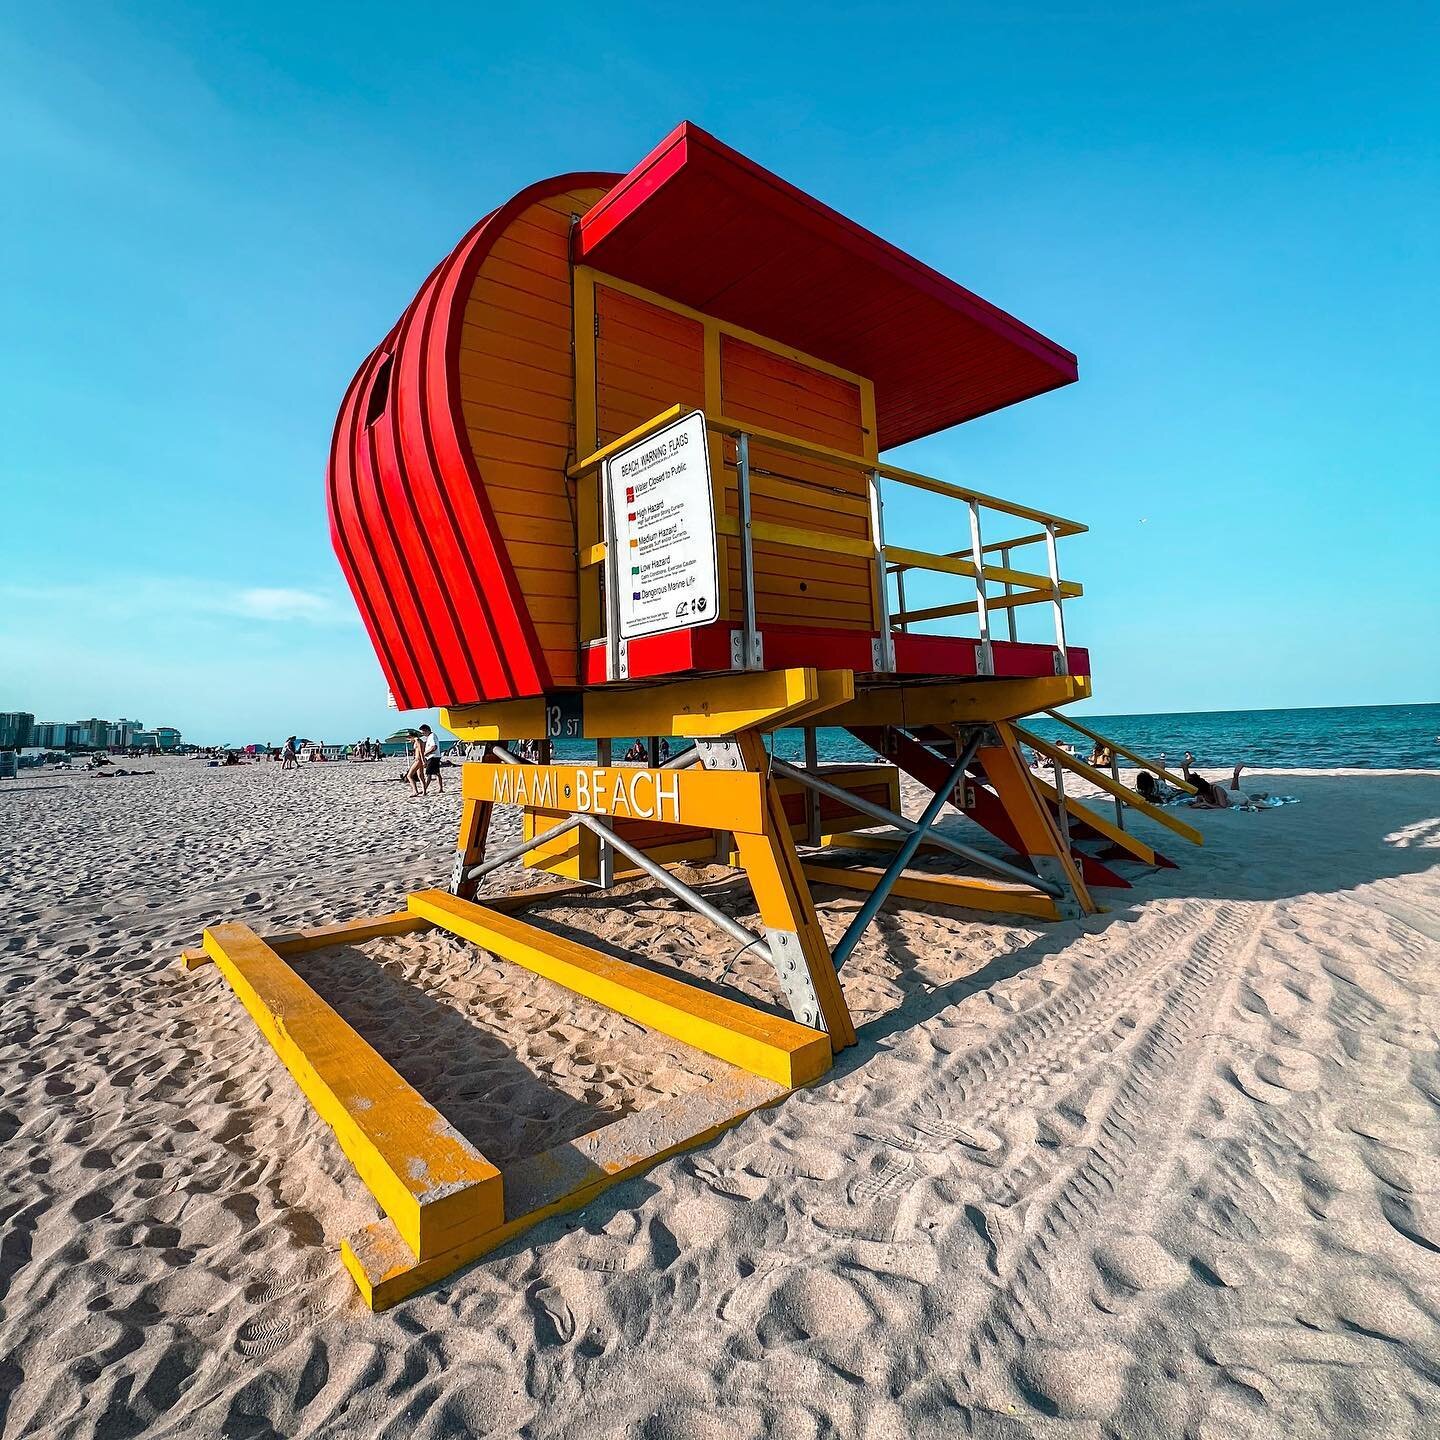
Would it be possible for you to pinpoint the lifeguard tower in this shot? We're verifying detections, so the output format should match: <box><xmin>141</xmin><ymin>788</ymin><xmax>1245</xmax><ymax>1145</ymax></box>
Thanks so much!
<box><xmin>191</xmin><ymin>123</ymin><xmax>1200</xmax><ymax>1307</ymax></box>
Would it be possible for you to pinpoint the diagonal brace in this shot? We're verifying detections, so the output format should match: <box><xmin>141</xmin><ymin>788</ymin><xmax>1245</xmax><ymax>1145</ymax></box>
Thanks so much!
<box><xmin>830</xmin><ymin>730</ymin><xmax>984</xmax><ymax>971</ymax></box>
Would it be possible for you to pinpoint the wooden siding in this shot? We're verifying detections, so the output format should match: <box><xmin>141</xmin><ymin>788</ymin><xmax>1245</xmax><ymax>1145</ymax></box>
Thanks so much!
<box><xmin>459</xmin><ymin>186</ymin><xmax>607</xmax><ymax>686</ymax></box>
<box><xmin>718</xmin><ymin>335</ymin><xmax>875</xmax><ymax>631</ymax></box>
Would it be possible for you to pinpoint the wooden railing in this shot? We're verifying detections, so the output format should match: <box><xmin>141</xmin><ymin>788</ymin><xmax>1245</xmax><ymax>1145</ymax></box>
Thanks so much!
<box><xmin>569</xmin><ymin>406</ymin><xmax>1085</xmax><ymax>673</ymax></box>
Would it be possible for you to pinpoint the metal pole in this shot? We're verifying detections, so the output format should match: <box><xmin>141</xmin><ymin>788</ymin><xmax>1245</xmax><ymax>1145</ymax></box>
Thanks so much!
<box><xmin>1051</xmin><ymin>755</ymin><xmax>1072</xmax><ymax>852</ymax></box>
<box><xmin>601</xmin><ymin>462</ymin><xmax>622</xmax><ymax>681</ymax></box>
<box><xmin>895</xmin><ymin>566</ymin><xmax>909</xmax><ymax>633</ymax></box>
<box><xmin>1045</xmin><ymin>523</ymin><xmax>1068</xmax><ymax>676</ymax></box>
<box><xmin>464</xmin><ymin>813</ymin><xmax>583</xmax><ymax>882</ymax></box>
<box><xmin>1110</xmin><ymin>753</ymin><xmax>1126</xmax><ymax>831</ymax></box>
<box><xmin>968</xmin><ymin>500</ymin><xmax>992</xmax><ymax>675</ymax></box>
<box><xmin>803</xmin><ymin>727</ymin><xmax>820</xmax><ymax>846</ymax></box>
<box><xmin>1001</xmin><ymin>544</ymin><xmax>1018</xmax><ymax>644</ymax></box>
<box><xmin>595</xmin><ymin>739</ymin><xmax>614</xmax><ymax>888</ymax></box>
<box><xmin>768</xmin><ymin>754</ymin><xmax>1060</xmax><ymax>895</ymax></box>
<box><xmin>576</xmin><ymin>816</ymin><xmax>771</xmax><ymax>961</ymax></box>
<box><xmin>737</xmin><ymin>432</ymin><xmax>758</xmax><ymax>670</ymax></box>
<box><xmin>868</xmin><ymin>470</ymin><xmax>895</xmax><ymax>671</ymax></box>
<box><xmin>831</xmin><ymin>733</ymin><xmax>984</xmax><ymax>971</ymax></box>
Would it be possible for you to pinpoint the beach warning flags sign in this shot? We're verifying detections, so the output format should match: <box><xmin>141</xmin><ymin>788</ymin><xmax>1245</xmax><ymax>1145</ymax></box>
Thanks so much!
<box><xmin>603</xmin><ymin>410</ymin><xmax>719</xmax><ymax>641</ymax></box>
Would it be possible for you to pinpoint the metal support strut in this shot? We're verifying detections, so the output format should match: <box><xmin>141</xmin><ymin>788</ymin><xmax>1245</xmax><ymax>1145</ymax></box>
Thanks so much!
<box><xmin>767</xmin><ymin>755</ymin><xmax>1062</xmax><ymax>896</ymax></box>
<box><xmin>830</xmin><ymin>730</ymin><xmax>985</xmax><ymax>971</ymax></box>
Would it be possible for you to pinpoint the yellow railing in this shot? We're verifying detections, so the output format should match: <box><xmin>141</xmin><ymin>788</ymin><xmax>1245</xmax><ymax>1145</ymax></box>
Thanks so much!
<box><xmin>569</xmin><ymin>406</ymin><xmax>1085</xmax><ymax>673</ymax></box>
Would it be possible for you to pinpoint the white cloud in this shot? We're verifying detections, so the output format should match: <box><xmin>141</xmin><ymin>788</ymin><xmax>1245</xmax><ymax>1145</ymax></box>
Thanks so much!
<box><xmin>0</xmin><ymin>577</ymin><xmax>352</xmax><ymax>627</ymax></box>
<box><xmin>227</xmin><ymin>587</ymin><xmax>339</xmax><ymax>623</ymax></box>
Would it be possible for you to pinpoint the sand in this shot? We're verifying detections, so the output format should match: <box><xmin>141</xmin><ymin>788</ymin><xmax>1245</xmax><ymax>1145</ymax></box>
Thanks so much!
<box><xmin>1</xmin><ymin>754</ymin><xmax>1438</xmax><ymax>1438</ymax></box>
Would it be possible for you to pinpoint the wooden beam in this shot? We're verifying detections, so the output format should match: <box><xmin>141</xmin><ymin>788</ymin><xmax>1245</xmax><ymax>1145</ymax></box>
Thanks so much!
<box><xmin>342</xmin><ymin>1069</ymin><xmax>787</xmax><ymax>1310</ymax></box>
<box><xmin>444</xmin><ymin>666</ymin><xmax>834</xmax><ymax>742</ymax></box>
<box><xmin>1013</xmin><ymin>726</ymin><xmax>1204</xmax><ymax>846</ymax></box>
<box><xmin>408</xmin><ymin>890</ymin><xmax>832</xmax><ymax>1088</ymax></box>
<box><xmin>825</xmin><ymin>676</ymin><xmax>1091</xmax><ymax>730</ymax></box>
<box><xmin>801</xmin><ymin>862</ymin><xmax>1061</xmax><ymax>919</ymax></box>
<box><xmin>202</xmin><ymin>922</ymin><xmax>504</xmax><ymax>1260</ymax></box>
<box><xmin>1041</xmin><ymin>709</ymin><xmax>1198</xmax><ymax>795</ymax></box>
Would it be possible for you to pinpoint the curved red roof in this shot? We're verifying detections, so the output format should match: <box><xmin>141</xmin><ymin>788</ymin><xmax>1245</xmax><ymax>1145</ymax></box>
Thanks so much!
<box><xmin>576</xmin><ymin>122</ymin><xmax>1078</xmax><ymax>448</ymax></box>
<box><xmin>327</xmin><ymin>173</ymin><xmax>619</xmax><ymax>710</ymax></box>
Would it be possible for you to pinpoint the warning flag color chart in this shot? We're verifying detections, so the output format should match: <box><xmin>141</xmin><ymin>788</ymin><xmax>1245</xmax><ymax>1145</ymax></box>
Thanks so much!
<box><xmin>604</xmin><ymin>410</ymin><xmax>719</xmax><ymax>641</ymax></box>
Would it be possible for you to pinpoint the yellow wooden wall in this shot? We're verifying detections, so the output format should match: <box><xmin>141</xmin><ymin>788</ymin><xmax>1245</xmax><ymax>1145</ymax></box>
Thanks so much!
<box><xmin>587</xmin><ymin>273</ymin><xmax>879</xmax><ymax>636</ymax></box>
<box><xmin>459</xmin><ymin>205</ymin><xmax>881</xmax><ymax>679</ymax></box>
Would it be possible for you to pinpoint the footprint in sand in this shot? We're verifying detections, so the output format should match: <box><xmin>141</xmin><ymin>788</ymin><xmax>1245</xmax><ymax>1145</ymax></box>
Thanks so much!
<box><xmin>531</xmin><ymin>1282</ymin><xmax>577</xmax><ymax>1344</ymax></box>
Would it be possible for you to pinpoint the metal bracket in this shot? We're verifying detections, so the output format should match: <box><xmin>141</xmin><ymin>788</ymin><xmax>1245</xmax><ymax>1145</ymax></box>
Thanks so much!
<box><xmin>694</xmin><ymin>738</ymin><xmax>744</xmax><ymax>771</ymax></box>
<box><xmin>870</xmin><ymin>637</ymin><xmax>885</xmax><ymax>671</ymax></box>
<box><xmin>615</xmin><ymin>637</ymin><xmax>630</xmax><ymax>681</ymax></box>
<box><xmin>448</xmin><ymin>851</ymin><xmax>468</xmax><ymax>895</ymax></box>
<box><xmin>1030</xmin><ymin>855</ymin><xmax>1082</xmax><ymax>919</ymax></box>
<box><xmin>729</xmin><ymin>628</ymin><xmax>762</xmax><ymax>670</ymax></box>
<box><xmin>763</xmin><ymin>928</ymin><xmax>822</xmax><ymax>1029</ymax></box>
<box><xmin>976</xmin><ymin>640</ymin><xmax>995</xmax><ymax>677</ymax></box>
<box><xmin>1052</xmin><ymin>648</ymin><xmax>1068</xmax><ymax>677</ymax></box>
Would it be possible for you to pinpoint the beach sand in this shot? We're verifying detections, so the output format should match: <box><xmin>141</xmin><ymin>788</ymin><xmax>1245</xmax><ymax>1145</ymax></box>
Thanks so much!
<box><xmin>1</xmin><ymin>754</ymin><xmax>1438</xmax><ymax>1438</ymax></box>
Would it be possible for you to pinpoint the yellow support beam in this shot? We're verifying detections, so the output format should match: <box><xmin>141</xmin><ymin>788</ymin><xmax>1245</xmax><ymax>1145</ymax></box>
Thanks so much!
<box><xmin>342</xmin><ymin>1068</ymin><xmax>788</xmax><ymax>1311</ymax></box>
<box><xmin>825</xmin><ymin>676</ymin><xmax>1091</xmax><ymax>730</ymax></box>
<box><xmin>1029</xmin><ymin>774</ymin><xmax>1161</xmax><ymax>867</ymax></box>
<box><xmin>467</xmin><ymin>762</ymin><xmax>768</xmax><ymax>834</ymax></box>
<box><xmin>408</xmin><ymin>890</ymin><xmax>832</xmax><ymax>1087</ymax></box>
<box><xmin>444</xmin><ymin>667</ymin><xmax>835</xmax><ymax>743</ymax></box>
<box><xmin>1014</xmin><ymin>726</ymin><xmax>1204</xmax><ymax>847</ymax></box>
<box><xmin>800</xmin><ymin>863</ymin><xmax>1061</xmax><ymax>919</ymax></box>
<box><xmin>201</xmin><ymin>922</ymin><xmax>504</xmax><ymax>1259</ymax></box>
<box><xmin>567</xmin><ymin>403</ymin><xmax>686</xmax><ymax>478</ymax></box>
<box><xmin>1040</xmin><ymin>709</ymin><xmax>1198</xmax><ymax>795</ymax></box>
<box><xmin>884</xmin><ymin>543</ymin><xmax>1082</xmax><ymax>595</ymax></box>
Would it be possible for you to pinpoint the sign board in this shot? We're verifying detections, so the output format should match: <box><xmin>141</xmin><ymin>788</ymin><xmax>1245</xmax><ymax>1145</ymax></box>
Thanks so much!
<box><xmin>542</xmin><ymin>691</ymin><xmax>584</xmax><ymax>742</ymax></box>
<box><xmin>603</xmin><ymin>410</ymin><xmax>719</xmax><ymax>641</ymax></box>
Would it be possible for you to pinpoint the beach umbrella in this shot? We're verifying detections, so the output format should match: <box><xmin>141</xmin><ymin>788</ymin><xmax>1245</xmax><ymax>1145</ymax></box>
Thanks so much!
<box><xmin>385</xmin><ymin>728</ymin><xmax>420</xmax><ymax>743</ymax></box>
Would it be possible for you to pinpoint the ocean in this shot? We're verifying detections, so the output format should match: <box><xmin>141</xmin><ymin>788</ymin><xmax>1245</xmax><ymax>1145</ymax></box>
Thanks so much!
<box><xmin>535</xmin><ymin>701</ymin><xmax>1439</xmax><ymax>771</ymax></box>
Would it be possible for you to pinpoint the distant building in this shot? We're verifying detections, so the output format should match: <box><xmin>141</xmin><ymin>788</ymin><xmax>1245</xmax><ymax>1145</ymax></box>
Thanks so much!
<box><xmin>31</xmin><ymin>721</ymin><xmax>65</xmax><ymax>748</ymax></box>
<box><xmin>131</xmin><ymin>730</ymin><xmax>159</xmax><ymax>750</ymax></box>
<box><xmin>0</xmin><ymin>712</ymin><xmax>34</xmax><ymax>748</ymax></box>
<box><xmin>155</xmin><ymin>726</ymin><xmax>181</xmax><ymax>751</ymax></box>
<box><xmin>114</xmin><ymin>718</ymin><xmax>143</xmax><ymax>747</ymax></box>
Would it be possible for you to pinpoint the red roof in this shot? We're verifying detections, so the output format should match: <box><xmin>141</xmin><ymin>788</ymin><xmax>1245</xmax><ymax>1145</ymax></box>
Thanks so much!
<box><xmin>576</xmin><ymin>122</ymin><xmax>1078</xmax><ymax>449</ymax></box>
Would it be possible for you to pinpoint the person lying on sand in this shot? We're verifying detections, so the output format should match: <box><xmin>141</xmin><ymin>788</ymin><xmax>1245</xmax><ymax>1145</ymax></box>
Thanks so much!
<box><xmin>1180</xmin><ymin>753</ymin><xmax>1294</xmax><ymax>811</ymax></box>
<box><xmin>1135</xmin><ymin>770</ymin><xmax>1183</xmax><ymax>804</ymax></box>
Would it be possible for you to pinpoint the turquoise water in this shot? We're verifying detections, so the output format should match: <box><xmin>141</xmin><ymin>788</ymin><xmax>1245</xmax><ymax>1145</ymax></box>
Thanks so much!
<box><xmin>534</xmin><ymin>702</ymin><xmax>1439</xmax><ymax>770</ymax></box>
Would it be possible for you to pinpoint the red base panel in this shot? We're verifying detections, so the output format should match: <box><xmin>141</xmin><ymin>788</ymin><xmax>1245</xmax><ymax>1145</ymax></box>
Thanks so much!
<box><xmin>580</xmin><ymin>623</ymin><xmax>1088</xmax><ymax>687</ymax></box>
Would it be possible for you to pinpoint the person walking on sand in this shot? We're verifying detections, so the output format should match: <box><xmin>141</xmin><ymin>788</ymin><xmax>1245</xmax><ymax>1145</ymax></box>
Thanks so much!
<box><xmin>421</xmin><ymin>724</ymin><xmax>444</xmax><ymax>794</ymax></box>
<box><xmin>281</xmin><ymin>736</ymin><xmax>299</xmax><ymax>772</ymax></box>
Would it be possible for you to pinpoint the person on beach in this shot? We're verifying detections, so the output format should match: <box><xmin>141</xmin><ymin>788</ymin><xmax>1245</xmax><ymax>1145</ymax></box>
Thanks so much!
<box><xmin>1136</xmin><ymin>770</ymin><xmax>1182</xmax><ymax>804</ymax></box>
<box><xmin>281</xmin><ymin>736</ymin><xmax>298</xmax><ymax>771</ymax></box>
<box><xmin>1181</xmin><ymin>752</ymin><xmax>1273</xmax><ymax>811</ymax></box>
<box><xmin>407</xmin><ymin>724</ymin><xmax>443</xmax><ymax>796</ymax></box>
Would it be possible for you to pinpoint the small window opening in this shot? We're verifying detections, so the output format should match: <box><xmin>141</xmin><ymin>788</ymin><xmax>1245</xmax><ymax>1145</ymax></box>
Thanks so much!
<box><xmin>365</xmin><ymin>353</ymin><xmax>393</xmax><ymax>428</ymax></box>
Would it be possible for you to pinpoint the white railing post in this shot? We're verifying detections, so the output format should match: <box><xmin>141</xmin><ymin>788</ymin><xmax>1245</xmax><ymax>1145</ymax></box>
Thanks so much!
<box><xmin>1000</xmin><ymin>544</ymin><xmax>1018</xmax><ymax>643</ymax></box>
<box><xmin>968</xmin><ymin>499</ymin><xmax>993</xmax><ymax>676</ymax></box>
<box><xmin>736</xmin><ymin>432</ymin><xmax>760</xmax><ymax>670</ymax></box>
<box><xmin>869</xmin><ymin>469</ymin><xmax>896</xmax><ymax>672</ymax></box>
<box><xmin>1045</xmin><ymin>522</ymin><xmax>1068</xmax><ymax>676</ymax></box>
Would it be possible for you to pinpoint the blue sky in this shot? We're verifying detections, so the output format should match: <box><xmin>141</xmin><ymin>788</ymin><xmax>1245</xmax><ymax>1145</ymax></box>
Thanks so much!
<box><xmin>2</xmin><ymin>2</ymin><xmax>1436</xmax><ymax>744</ymax></box>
